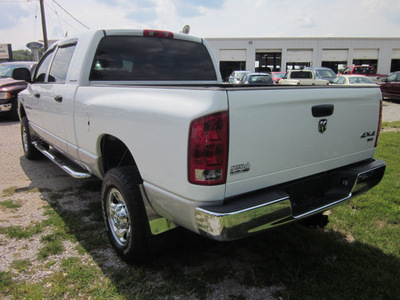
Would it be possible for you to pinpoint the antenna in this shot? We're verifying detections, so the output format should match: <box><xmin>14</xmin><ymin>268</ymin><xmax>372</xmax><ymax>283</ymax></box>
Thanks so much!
<box><xmin>182</xmin><ymin>25</ymin><xmax>190</xmax><ymax>34</ymax></box>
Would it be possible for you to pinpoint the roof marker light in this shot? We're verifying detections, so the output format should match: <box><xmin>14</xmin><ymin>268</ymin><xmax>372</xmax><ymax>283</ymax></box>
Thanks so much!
<box><xmin>143</xmin><ymin>29</ymin><xmax>174</xmax><ymax>39</ymax></box>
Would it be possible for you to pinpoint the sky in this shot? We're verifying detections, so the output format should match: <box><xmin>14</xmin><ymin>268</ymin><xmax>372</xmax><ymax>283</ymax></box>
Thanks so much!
<box><xmin>1</xmin><ymin>0</ymin><xmax>400</xmax><ymax>50</ymax></box>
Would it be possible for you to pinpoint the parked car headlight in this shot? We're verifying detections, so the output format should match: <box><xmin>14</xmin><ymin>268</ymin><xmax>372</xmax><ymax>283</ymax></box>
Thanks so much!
<box><xmin>0</xmin><ymin>92</ymin><xmax>11</xmax><ymax>100</ymax></box>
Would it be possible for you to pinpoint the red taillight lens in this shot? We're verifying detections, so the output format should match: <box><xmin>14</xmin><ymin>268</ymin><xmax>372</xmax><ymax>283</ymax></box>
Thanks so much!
<box><xmin>143</xmin><ymin>29</ymin><xmax>174</xmax><ymax>39</ymax></box>
<box><xmin>188</xmin><ymin>112</ymin><xmax>229</xmax><ymax>185</ymax></box>
<box><xmin>375</xmin><ymin>100</ymin><xmax>382</xmax><ymax>148</ymax></box>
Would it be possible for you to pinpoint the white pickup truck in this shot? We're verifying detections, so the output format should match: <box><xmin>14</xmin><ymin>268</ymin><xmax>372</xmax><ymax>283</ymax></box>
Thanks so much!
<box><xmin>15</xmin><ymin>29</ymin><xmax>385</xmax><ymax>263</ymax></box>
<box><xmin>279</xmin><ymin>69</ymin><xmax>330</xmax><ymax>85</ymax></box>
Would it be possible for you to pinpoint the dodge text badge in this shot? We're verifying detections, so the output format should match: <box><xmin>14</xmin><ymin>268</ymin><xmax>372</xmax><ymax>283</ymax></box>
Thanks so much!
<box><xmin>318</xmin><ymin>119</ymin><xmax>328</xmax><ymax>134</ymax></box>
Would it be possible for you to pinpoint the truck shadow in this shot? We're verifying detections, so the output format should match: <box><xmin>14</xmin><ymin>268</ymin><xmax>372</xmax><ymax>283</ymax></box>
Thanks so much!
<box><xmin>19</xmin><ymin>156</ymin><xmax>400</xmax><ymax>299</ymax></box>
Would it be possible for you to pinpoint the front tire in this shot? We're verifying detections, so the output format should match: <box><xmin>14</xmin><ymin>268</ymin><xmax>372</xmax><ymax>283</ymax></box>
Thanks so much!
<box><xmin>21</xmin><ymin>116</ymin><xmax>41</xmax><ymax>160</ymax></box>
<box><xmin>101</xmin><ymin>166</ymin><xmax>150</xmax><ymax>263</ymax></box>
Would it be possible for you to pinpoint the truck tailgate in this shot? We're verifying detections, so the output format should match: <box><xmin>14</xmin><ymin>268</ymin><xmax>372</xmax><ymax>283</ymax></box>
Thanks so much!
<box><xmin>225</xmin><ymin>86</ymin><xmax>381</xmax><ymax>198</ymax></box>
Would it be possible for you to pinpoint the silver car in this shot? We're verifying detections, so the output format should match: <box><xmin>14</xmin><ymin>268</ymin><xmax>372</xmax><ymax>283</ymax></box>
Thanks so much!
<box><xmin>229</xmin><ymin>70</ymin><xmax>250</xmax><ymax>84</ymax></box>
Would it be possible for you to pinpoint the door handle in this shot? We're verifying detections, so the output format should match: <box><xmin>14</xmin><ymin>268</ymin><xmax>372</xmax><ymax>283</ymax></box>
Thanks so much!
<box><xmin>54</xmin><ymin>95</ymin><xmax>63</xmax><ymax>103</ymax></box>
<box><xmin>34</xmin><ymin>93</ymin><xmax>40</xmax><ymax>98</ymax></box>
<box><xmin>312</xmin><ymin>104</ymin><xmax>334</xmax><ymax>118</ymax></box>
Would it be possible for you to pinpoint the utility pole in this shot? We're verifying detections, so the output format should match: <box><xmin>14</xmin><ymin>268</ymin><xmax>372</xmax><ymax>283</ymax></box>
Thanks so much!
<box><xmin>39</xmin><ymin>0</ymin><xmax>48</xmax><ymax>51</ymax></box>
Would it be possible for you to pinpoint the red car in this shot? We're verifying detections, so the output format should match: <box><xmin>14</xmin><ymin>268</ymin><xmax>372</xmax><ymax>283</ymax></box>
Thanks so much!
<box><xmin>0</xmin><ymin>61</ymin><xmax>36</xmax><ymax>120</ymax></box>
<box><xmin>339</xmin><ymin>65</ymin><xmax>387</xmax><ymax>79</ymax></box>
<box><xmin>380</xmin><ymin>71</ymin><xmax>400</xmax><ymax>100</ymax></box>
<box><xmin>271</xmin><ymin>72</ymin><xmax>286</xmax><ymax>84</ymax></box>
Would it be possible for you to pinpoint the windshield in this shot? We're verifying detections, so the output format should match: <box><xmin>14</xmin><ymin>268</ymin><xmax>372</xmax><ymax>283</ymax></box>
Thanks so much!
<box><xmin>235</xmin><ymin>72</ymin><xmax>249</xmax><ymax>79</ymax></box>
<box><xmin>0</xmin><ymin>63</ymin><xmax>33</xmax><ymax>78</ymax></box>
<box><xmin>348</xmin><ymin>76</ymin><xmax>375</xmax><ymax>84</ymax></box>
<box><xmin>316</xmin><ymin>69</ymin><xmax>336</xmax><ymax>78</ymax></box>
<box><xmin>0</xmin><ymin>65</ymin><xmax>15</xmax><ymax>78</ymax></box>
<box><xmin>273</xmin><ymin>73</ymin><xmax>286</xmax><ymax>79</ymax></box>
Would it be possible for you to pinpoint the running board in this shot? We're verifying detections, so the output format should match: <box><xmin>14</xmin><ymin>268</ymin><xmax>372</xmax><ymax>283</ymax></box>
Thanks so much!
<box><xmin>33</xmin><ymin>142</ymin><xmax>92</xmax><ymax>179</ymax></box>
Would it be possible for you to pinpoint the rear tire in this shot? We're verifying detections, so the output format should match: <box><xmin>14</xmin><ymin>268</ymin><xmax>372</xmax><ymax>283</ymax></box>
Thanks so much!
<box><xmin>101</xmin><ymin>166</ymin><xmax>150</xmax><ymax>263</ymax></box>
<box><xmin>21</xmin><ymin>116</ymin><xmax>41</xmax><ymax>160</ymax></box>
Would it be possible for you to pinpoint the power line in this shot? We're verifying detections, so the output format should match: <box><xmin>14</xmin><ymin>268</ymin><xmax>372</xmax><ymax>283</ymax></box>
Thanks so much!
<box><xmin>51</xmin><ymin>0</ymin><xmax>90</xmax><ymax>30</ymax></box>
<box><xmin>45</xmin><ymin>1</ymin><xmax>80</xmax><ymax>36</ymax></box>
<box><xmin>51</xmin><ymin>0</ymin><xmax>64</xmax><ymax>31</ymax></box>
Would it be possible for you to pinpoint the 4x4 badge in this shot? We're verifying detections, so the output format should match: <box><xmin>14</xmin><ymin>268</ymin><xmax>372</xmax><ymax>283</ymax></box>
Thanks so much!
<box><xmin>318</xmin><ymin>119</ymin><xmax>328</xmax><ymax>134</ymax></box>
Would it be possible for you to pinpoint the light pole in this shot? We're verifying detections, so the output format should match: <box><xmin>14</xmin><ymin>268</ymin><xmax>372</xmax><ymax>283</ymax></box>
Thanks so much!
<box><xmin>39</xmin><ymin>0</ymin><xmax>48</xmax><ymax>51</ymax></box>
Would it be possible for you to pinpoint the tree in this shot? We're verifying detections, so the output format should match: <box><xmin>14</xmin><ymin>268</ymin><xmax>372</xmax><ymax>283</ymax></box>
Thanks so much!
<box><xmin>12</xmin><ymin>50</ymin><xmax>34</xmax><ymax>61</ymax></box>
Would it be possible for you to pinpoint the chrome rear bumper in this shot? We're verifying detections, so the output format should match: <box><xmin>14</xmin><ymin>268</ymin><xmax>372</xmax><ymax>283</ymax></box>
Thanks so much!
<box><xmin>195</xmin><ymin>159</ymin><xmax>386</xmax><ymax>241</ymax></box>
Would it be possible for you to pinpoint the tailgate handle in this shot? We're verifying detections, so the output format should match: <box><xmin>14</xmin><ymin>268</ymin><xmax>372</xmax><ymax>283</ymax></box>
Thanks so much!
<box><xmin>312</xmin><ymin>104</ymin><xmax>334</xmax><ymax>117</ymax></box>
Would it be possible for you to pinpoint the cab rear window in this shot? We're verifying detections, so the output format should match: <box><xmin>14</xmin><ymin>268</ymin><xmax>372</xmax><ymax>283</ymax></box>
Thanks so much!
<box><xmin>89</xmin><ymin>36</ymin><xmax>217</xmax><ymax>81</ymax></box>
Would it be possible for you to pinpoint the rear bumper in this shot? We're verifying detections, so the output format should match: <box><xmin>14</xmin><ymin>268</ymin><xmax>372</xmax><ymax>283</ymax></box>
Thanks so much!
<box><xmin>195</xmin><ymin>159</ymin><xmax>386</xmax><ymax>241</ymax></box>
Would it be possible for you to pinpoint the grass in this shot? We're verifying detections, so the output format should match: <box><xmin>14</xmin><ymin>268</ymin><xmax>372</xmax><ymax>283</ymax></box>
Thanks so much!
<box><xmin>0</xmin><ymin>129</ymin><xmax>400</xmax><ymax>299</ymax></box>
<box><xmin>381</xmin><ymin>120</ymin><xmax>400</xmax><ymax>131</ymax></box>
<box><xmin>328</xmin><ymin>128</ymin><xmax>400</xmax><ymax>257</ymax></box>
<box><xmin>0</xmin><ymin>199</ymin><xmax>22</xmax><ymax>210</ymax></box>
<box><xmin>11</xmin><ymin>260</ymin><xmax>32</xmax><ymax>272</ymax></box>
<box><xmin>0</xmin><ymin>224</ymin><xmax>42</xmax><ymax>239</ymax></box>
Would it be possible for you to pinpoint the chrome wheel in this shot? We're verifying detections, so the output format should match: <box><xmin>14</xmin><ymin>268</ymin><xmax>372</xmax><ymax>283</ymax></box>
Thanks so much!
<box><xmin>106</xmin><ymin>187</ymin><xmax>131</xmax><ymax>247</ymax></box>
<box><xmin>101</xmin><ymin>166</ymin><xmax>150</xmax><ymax>263</ymax></box>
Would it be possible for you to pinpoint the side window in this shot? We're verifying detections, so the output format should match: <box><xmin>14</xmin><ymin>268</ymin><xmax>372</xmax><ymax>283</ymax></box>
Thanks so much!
<box><xmin>387</xmin><ymin>73</ymin><xmax>397</xmax><ymax>82</ymax></box>
<box><xmin>34</xmin><ymin>50</ymin><xmax>54</xmax><ymax>82</ymax></box>
<box><xmin>48</xmin><ymin>44</ymin><xmax>76</xmax><ymax>83</ymax></box>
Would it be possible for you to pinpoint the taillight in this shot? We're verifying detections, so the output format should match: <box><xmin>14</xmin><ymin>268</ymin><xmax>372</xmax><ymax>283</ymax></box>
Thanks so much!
<box><xmin>188</xmin><ymin>112</ymin><xmax>229</xmax><ymax>185</ymax></box>
<box><xmin>143</xmin><ymin>29</ymin><xmax>174</xmax><ymax>39</ymax></box>
<box><xmin>375</xmin><ymin>100</ymin><xmax>382</xmax><ymax>148</ymax></box>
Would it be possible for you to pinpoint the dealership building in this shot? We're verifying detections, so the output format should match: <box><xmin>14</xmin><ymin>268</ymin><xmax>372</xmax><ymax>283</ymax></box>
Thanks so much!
<box><xmin>205</xmin><ymin>37</ymin><xmax>400</xmax><ymax>81</ymax></box>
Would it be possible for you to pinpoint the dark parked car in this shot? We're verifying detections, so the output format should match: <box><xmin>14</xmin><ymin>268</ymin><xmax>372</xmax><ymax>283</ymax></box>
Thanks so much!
<box><xmin>0</xmin><ymin>61</ymin><xmax>36</xmax><ymax>120</ymax></box>
<box><xmin>241</xmin><ymin>73</ymin><xmax>274</xmax><ymax>85</ymax></box>
<box><xmin>380</xmin><ymin>71</ymin><xmax>400</xmax><ymax>100</ymax></box>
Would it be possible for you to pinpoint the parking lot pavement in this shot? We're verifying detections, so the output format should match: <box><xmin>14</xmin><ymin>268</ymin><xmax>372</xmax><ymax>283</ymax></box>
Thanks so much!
<box><xmin>382</xmin><ymin>101</ymin><xmax>400</xmax><ymax>122</ymax></box>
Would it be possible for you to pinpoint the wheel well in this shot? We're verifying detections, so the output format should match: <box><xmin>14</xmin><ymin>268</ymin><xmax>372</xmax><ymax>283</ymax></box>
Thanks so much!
<box><xmin>100</xmin><ymin>135</ymin><xmax>138</xmax><ymax>175</ymax></box>
<box><xmin>19</xmin><ymin>103</ymin><xmax>27</xmax><ymax>119</ymax></box>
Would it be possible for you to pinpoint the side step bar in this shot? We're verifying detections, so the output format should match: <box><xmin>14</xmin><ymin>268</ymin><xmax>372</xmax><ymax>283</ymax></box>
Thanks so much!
<box><xmin>33</xmin><ymin>142</ymin><xmax>92</xmax><ymax>179</ymax></box>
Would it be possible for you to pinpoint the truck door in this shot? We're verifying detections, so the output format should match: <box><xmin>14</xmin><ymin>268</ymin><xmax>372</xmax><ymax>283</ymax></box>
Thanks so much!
<box><xmin>40</xmin><ymin>43</ymin><xmax>76</xmax><ymax>153</ymax></box>
<box><xmin>22</xmin><ymin>49</ymin><xmax>55</xmax><ymax>129</ymax></box>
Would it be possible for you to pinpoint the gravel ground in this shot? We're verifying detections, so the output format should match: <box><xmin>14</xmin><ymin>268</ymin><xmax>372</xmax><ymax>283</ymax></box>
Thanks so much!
<box><xmin>0</xmin><ymin>120</ymin><xmax>104</xmax><ymax>283</ymax></box>
<box><xmin>0</xmin><ymin>100</ymin><xmax>398</xmax><ymax>298</ymax></box>
<box><xmin>0</xmin><ymin>120</ymin><xmax>281</xmax><ymax>299</ymax></box>
<box><xmin>382</xmin><ymin>100</ymin><xmax>400</xmax><ymax>122</ymax></box>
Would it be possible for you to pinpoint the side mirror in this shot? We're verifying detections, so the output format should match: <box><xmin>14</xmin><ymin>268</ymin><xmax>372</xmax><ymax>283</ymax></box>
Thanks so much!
<box><xmin>381</xmin><ymin>78</ymin><xmax>387</xmax><ymax>83</ymax></box>
<box><xmin>12</xmin><ymin>67</ymin><xmax>32</xmax><ymax>83</ymax></box>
